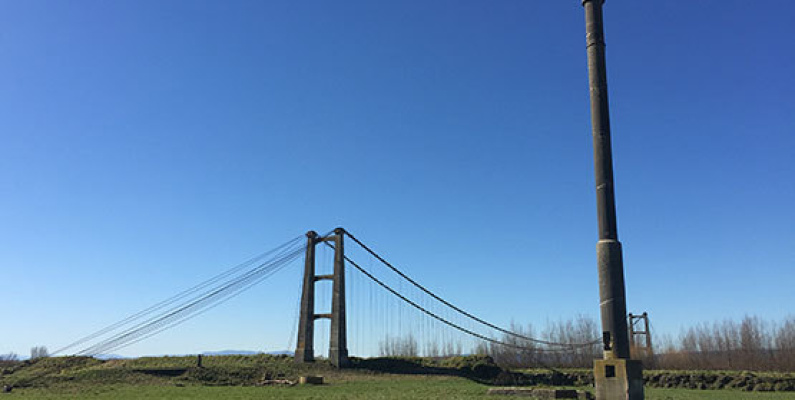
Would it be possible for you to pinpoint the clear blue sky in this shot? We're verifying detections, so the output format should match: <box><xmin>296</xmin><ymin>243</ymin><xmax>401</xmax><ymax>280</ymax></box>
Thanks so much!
<box><xmin>2</xmin><ymin>1</ymin><xmax>793</xmax><ymax>357</ymax></box>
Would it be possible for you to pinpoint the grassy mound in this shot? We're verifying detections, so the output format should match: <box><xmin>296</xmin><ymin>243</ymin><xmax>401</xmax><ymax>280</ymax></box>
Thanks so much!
<box><xmin>0</xmin><ymin>354</ymin><xmax>506</xmax><ymax>390</ymax></box>
<box><xmin>4</xmin><ymin>355</ymin><xmax>793</xmax><ymax>393</ymax></box>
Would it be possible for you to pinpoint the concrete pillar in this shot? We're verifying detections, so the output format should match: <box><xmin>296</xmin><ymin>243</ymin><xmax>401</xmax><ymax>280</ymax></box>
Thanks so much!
<box><xmin>328</xmin><ymin>228</ymin><xmax>349</xmax><ymax>367</ymax></box>
<box><xmin>294</xmin><ymin>231</ymin><xmax>317</xmax><ymax>363</ymax></box>
<box><xmin>581</xmin><ymin>0</ymin><xmax>644</xmax><ymax>398</ymax></box>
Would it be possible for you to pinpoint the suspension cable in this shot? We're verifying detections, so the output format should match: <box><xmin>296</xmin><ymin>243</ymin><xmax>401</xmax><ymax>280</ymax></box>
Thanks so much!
<box><xmin>53</xmin><ymin>235</ymin><xmax>305</xmax><ymax>356</ymax></box>
<box><xmin>342</xmin><ymin>229</ymin><xmax>600</xmax><ymax>348</ymax></box>
<box><xmin>78</xmin><ymin>244</ymin><xmax>305</xmax><ymax>356</ymax></box>
<box><xmin>325</xmin><ymin>242</ymin><xmax>589</xmax><ymax>353</ymax></box>
<box><xmin>59</xmin><ymin>233</ymin><xmax>313</xmax><ymax>357</ymax></box>
<box><xmin>85</xmin><ymin>246</ymin><xmax>305</xmax><ymax>356</ymax></box>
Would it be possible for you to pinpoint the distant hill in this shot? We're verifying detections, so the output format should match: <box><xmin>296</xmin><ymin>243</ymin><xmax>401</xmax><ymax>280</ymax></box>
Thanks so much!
<box><xmin>201</xmin><ymin>350</ymin><xmax>262</xmax><ymax>356</ymax></box>
<box><xmin>88</xmin><ymin>350</ymin><xmax>293</xmax><ymax>359</ymax></box>
<box><xmin>265</xmin><ymin>350</ymin><xmax>294</xmax><ymax>356</ymax></box>
<box><xmin>94</xmin><ymin>354</ymin><xmax>129</xmax><ymax>360</ymax></box>
<box><xmin>202</xmin><ymin>350</ymin><xmax>294</xmax><ymax>356</ymax></box>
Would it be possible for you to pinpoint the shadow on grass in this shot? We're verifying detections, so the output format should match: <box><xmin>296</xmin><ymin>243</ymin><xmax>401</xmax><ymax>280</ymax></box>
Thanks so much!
<box><xmin>351</xmin><ymin>356</ymin><xmax>590</xmax><ymax>386</ymax></box>
<box><xmin>349</xmin><ymin>356</ymin><xmax>546</xmax><ymax>386</ymax></box>
<box><xmin>132</xmin><ymin>368</ymin><xmax>189</xmax><ymax>377</ymax></box>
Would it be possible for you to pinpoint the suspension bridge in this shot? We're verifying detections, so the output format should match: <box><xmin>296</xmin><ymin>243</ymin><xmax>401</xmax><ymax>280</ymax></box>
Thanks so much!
<box><xmin>52</xmin><ymin>227</ymin><xmax>600</xmax><ymax>366</ymax></box>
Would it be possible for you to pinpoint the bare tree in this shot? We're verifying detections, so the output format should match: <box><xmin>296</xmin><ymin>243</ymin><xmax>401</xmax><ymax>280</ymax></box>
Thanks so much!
<box><xmin>482</xmin><ymin>316</ymin><xmax>600</xmax><ymax>369</ymax></box>
<box><xmin>774</xmin><ymin>316</ymin><xmax>795</xmax><ymax>371</ymax></box>
<box><xmin>378</xmin><ymin>335</ymin><xmax>418</xmax><ymax>357</ymax></box>
<box><xmin>442</xmin><ymin>339</ymin><xmax>462</xmax><ymax>357</ymax></box>
<box><xmin>0</xmin><ymin>353</ymin><xmax>20</xmax><ymax>368</ymax></box>
<box><xmin>657</xmin><ymin>315</ymin><xmax>794</xmax><ymax>371</ymax></box>
<box><xmin>30</xmin><ymin>346</ymin><xmax>48</xmax><ymax>360</ymax></box>
<box><xmin>490</xmin><ymin>322</ymin><xmax>540</xmax><ymax>369</ymax></box>
<box><xmin>424</xmin><ymin>340</ymin><xmax>441</xmax><ymax>358</ymax></box>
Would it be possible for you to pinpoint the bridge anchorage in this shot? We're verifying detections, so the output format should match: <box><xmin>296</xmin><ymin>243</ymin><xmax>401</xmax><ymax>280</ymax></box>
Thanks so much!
<box><xmin>294</xmin><ymin>228</ymin><xmax>349</xmax><ymax>367</ymax></box>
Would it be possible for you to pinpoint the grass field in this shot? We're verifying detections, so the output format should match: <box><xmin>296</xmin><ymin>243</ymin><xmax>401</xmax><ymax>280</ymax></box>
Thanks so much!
<box><xmin>6</xmin><ymin>378</ymin><xmax>795</xmax><ymax>399</ymax></box>
<box><xmin>3</xmin><ymin>355</ymin><xmax>794</xmax><ymax>399</ymax></box>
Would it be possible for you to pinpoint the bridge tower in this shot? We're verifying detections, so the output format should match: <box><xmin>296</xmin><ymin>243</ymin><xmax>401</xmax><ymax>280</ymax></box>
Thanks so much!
<box><xmin>629</xmin><ymin>312</ymin><xmax>654</xmax><ymax>366</ymax></box>
<box><xmin>294</xmin><ymin>228</ymin><xmax>349</xmax><ymax>367</ymax></box>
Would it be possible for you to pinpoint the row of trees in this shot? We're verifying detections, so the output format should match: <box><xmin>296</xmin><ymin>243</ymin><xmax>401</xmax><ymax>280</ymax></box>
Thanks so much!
<box><xmin>377</xmin><ymin>316</ymin><xmax>602</xmax><ymax>368</ymax></box>
<box><xmin>30</xmin><ymin>346</ymin><xmax>49</xmax><ymax>360</ymax></box>
<box><xmin>487</xmin><ymin>315</ymin><xmax>795</xmax><ymax>371</ymax></box>
<box><xmin>378</xmin><ymin>335</ymin><xmax>464</xmax><ymax>358</ymax></box>
<box><xmin>377</xmin><ymin>315</ymin><xmax>795</xmax><ymax>372</ymax></box>
<box><xmin>654</xmin><ymin>315</ymin><xmax>795</xmax><ymax>371</ymax></box>
<box><xmin>0</xmin><ymin>353</ymin><xmax>20</xmax><ymax>368</ymax></box>
<box><xmin>477</xmin><ymin>316</ymin><xmax>601</xmax><ymax>369</ymax></box>
<box><xmin>0</xmin><ymin>346</ymin><xmax>48</xmax><ymax>367</ymax></box>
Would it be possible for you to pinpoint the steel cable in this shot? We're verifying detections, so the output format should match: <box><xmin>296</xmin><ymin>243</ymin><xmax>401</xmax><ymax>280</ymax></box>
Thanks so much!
<box><xmin>85</xmin><ymin>246</ymin><xmax>305</xmax><ymax>356</ymax></box>
<box><xmin>78</xmin><ymin>244</ymin><xmax>305</xmax><ymax>356</ymax></box>
<box><xmin>325</xmin><ymin>242</ymin><xmax>589</xmax><ymax>354</ymax></box>
<box><xmin>53</xmin><ymin>235</ymin><xmax>304</xmax><ymax>356</ymax></box>
<box><xmin>343</xmin><ymin>229</ymin><xmax>600</xmax><ymax>349</ymax></box>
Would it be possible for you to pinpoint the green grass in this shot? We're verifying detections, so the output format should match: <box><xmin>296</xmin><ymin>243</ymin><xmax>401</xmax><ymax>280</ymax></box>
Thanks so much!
<box><xmin>7</xmin><ymin>379</ymin><xmax>795</xmax><ymax>399</ymax></box>
<box><xmin>3</xmin><ymin>356</ymin><xmax>794</xmax><ymax>399</ymax></box>
<box><xmin>5</xmin><ymin>376</ymin><xmax>485</xmax><ymax>399</ymax></box>
<box><xmin>645</xmin><ymin>388</ymin><xmax>795</xmax><ymax>399</ymax></box>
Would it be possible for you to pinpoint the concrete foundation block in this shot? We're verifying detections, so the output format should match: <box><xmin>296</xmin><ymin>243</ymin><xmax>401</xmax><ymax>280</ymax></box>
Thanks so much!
<box><xmin>298</xmin><ymin>375</ymin><xmax>324</xmax><ymax>385</ymax></box>
<box><xmin>593</xmin><ymin>359</ymin><xmax>644</xmax><ymax>400</ymax></box>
